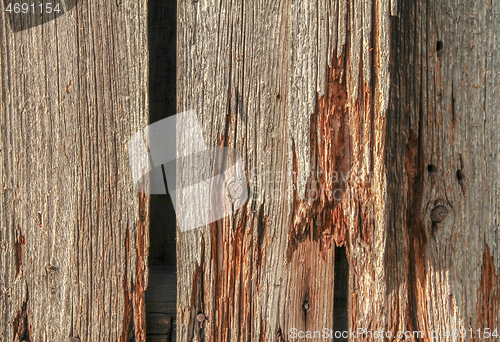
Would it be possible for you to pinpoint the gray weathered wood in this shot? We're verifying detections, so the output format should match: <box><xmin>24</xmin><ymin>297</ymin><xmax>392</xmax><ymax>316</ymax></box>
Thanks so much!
<box><xmin>382</xmin><ymin>0</ymin><xmax>500</xmax><ymax>338</ymax></box>
<box><xmin>0</xmin><ymin>1</ymin><xmax>149</xmax><ymax>341</ymax></box>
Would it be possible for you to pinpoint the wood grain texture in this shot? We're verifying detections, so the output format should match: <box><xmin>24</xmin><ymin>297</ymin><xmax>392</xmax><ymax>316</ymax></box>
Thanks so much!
<box><xmin>0</xmin><ymin>1</ymin><xmax>149</xmax><ymax>341</ymax></box>
<box><xmin>178</xmin><ymin>0</ymin><xmax>500</xmax><ymax>341</ymax></box>
<box><xmin>176</xmin><ymin>0</ymin><xmax>390</xmax><ymax>341</ymax></box>
<box><xmin>384</xmin><ymin>0</ymin><xmax>500</xmax><ymax>339</ymax></box>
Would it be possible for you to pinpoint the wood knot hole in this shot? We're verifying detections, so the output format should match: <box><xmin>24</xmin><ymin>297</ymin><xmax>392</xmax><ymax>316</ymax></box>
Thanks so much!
<box><xmin>431</xmin><ymin>205</ymin><xmax>448</xmax><ymax>224</ymax></box>
<box><xmin>427</xmin><ymin>164</ymin><xmax>438</xmax><ymax>174</ymax></box>
<box><xmin>456</xmin><ymin>169</ymin><xmax>464</xmax><ymax>182</ymax></box>
<box><xmin>436</xmin><ymin>40</ymin><xmax>444</xmax><ymax>52</ymax></box>
<box><xmin>227</xmin><ymin>178</ymin><xmax>245</xmax><ymax>200</ymax></box>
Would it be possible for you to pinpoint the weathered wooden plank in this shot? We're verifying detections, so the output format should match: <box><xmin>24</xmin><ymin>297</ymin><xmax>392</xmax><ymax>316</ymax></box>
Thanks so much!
<box><xmin>380</xmin><ymin>0</ymin><xmax>500</xmax><ymax>339</ymax></box>
<box><xmin>176</xmin><ymin>0</ymin><xmax>387</xmax><ymax>341</ymax></box>
<box><xmin>0</xmin><ymin>1</ymin><xmax>149</xmax><ymax>341</ymax></box>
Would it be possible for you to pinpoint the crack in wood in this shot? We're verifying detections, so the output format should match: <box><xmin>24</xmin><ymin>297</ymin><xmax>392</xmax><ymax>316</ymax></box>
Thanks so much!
<box><xmin>14</xmin><ymin>227</ymin><xmax>25</xmax><ymax>278</ymax></box>
<box><xmin>189</xmin><ymin>236</ymin><xmax>206</xmax><ymax>342</ymax></box>
<box><xmin>121</xmin><ymin>230</ymin><xmax>135</xmax><ymax>342</ymax></box>
<box><xmin>12</xmin><ymin>289</ymin><xmax>31</xmax><ymax>342</ymax></box>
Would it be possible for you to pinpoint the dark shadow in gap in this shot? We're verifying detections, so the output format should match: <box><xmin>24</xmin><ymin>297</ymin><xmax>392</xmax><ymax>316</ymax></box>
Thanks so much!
<box><xmin>334</xmin><ymin>246</ymin><xmax>349</xmax><ymax>341</ymax></box>
<box><xmin>146</xmin><ymin>0</ymin><xmax>177</xmax><ymax>341</ymax></box>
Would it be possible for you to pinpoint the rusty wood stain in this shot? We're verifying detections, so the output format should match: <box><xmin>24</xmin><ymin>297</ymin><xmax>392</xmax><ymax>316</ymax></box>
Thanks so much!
<box><xmin>476</xmin><ymin>244</ymin><xmax>499</xmax><ymax>330</ymax></box>
<box><xmin>206</xmin><ymin>172</ymin><xmax>255</xmax><ymax>342</ymax></box>
<box><xmin>14</xmin><ymin>227</ymin><xmax>26</xmax><ymax>278</ymax></box>
<box><xmin>120</xmin><ymin>192</ymin><xmax>147</xmax><ymax>342</ymax></box>
<box><xmin>259</xmin><ymin>318</ymin><xmax>266</xmax><ymax>342</ymax></box>
<box><xmin>287</xmin><ymin>50</ymin><xmax>351</xmax><ymax>262</ymax></box>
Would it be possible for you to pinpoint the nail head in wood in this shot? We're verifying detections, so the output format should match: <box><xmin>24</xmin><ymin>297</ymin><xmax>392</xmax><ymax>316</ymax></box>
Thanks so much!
<box><xmin>197</xmin><ymin>313</ymin><xmax>206</xmax><ymax>322</ymax></box>
<box><xmin>431</xmin><ymin>205</ymin><xmax>448</xmax><ymax>223</ymax></box>
<box><xmin>303</xmin><ymin>301</ymin><xmax>310</xmax><ymax>311</ymax></box>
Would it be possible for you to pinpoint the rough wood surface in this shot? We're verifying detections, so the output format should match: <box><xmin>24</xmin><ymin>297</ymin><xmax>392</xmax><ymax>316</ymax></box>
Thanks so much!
<box><xmin>0</xmin><ymin>1</ymin><xmax>149</xmax><ymax>341</ymax></box>
<box><xmin>384</xmin><ymin>0</ymin><xmax>500</xmax><ymax>339</ymax></box>
<box><xmin>178</xmin><ymin>0</ymin><xmax>500</xmax><ymax>341</ymax></box>
<box><xmin>176</xmin><ymin>0</ymin><xmax>389</xmax><ymax>341</ymax></box>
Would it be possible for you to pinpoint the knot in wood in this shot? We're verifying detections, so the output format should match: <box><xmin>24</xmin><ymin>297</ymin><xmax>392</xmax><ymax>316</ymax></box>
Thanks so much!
<box><xmin>227</xmin><ymin>178</ymin><xmax>245</xmax><ymax>200</ymax></box>
<box><xmin>431</xmin><ymin>205</ymin><xmax>448</xmax><ymax>223</ymax></box>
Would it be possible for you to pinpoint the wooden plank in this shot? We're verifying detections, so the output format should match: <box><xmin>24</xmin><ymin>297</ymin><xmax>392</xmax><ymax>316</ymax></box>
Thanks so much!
<box><xmin>0</xmin><ymin>1</ymin><xmax>149</xmax><ymax>341</ymax></box>
<box><xmin>381</xmin><ymin>0</ymin><xmax>500</xmax><ymax>336</ymax></box>
<box><xmin>176</xmin><ymin>0</ymin><xmax>388</xmax><ymax>341</ymax></box>
<box><xmin>146</xmin><ymin>266</ymin><xmax>176</xmax><ymax>303</ymax></box>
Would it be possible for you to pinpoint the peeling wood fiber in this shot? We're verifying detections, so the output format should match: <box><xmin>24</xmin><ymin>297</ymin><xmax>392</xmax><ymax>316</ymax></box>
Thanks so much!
<box><xmin>287</xmin><ymin>52</ymin><xmax>351</xmax><ymax>262</ymax></box>
<box><xmin>285</xmin><ymin>51</ymin><xmax>351</xmax><ymax>339</ymax></box>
